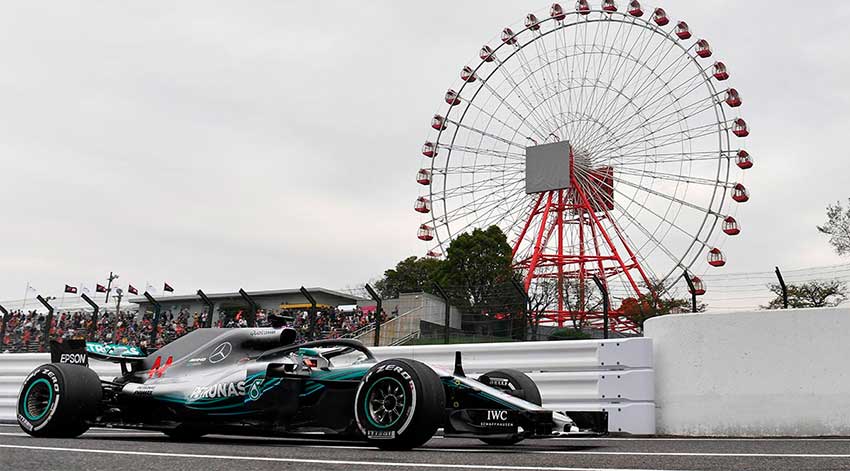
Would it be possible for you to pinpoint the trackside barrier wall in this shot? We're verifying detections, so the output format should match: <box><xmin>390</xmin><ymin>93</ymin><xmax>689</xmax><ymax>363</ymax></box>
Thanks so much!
<box><xmin>645</xmin><ymin>307</ymin><xmax>850</xmax><ymax>436</ymax></box>
<box><xmin>0</xmin><ymin>338</ymin><xmax>655</xmax><ymax>434</ymax></box>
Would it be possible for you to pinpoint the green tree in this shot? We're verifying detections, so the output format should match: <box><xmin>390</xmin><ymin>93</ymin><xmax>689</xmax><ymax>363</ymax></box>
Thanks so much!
<box><xmin>762</xmin><ymin>280</ymin><xmax>847</xmax><ymax>309</ymax></box>
<box><xmin>373</xmin><ymin>256</ymin><xmax>444</xmax><ymax>299</ymax></box>
<box><xmin>818</xmin><ymin>199</ymin><xmax>850</xmax><ymax>255</ymax></box>
<box><xmin>438</xmin><ymin>226</ymin><xmax>515</xmax><ymax>338</ymax></box>
<box><xmin>441</xmin><ymin>225</ymin><xmax>514</xmax><ymax>308</ymax></box>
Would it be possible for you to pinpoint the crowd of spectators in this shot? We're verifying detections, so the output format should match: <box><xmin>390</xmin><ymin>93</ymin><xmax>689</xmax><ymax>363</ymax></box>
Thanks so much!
<box><xmin>1</xmin><ymin>305</ymin><xmax>388</xmax><ymax>353</ymax></box>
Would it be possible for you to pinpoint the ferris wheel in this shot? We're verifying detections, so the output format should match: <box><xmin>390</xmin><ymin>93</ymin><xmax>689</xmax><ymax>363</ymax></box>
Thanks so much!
<box><xmin>415</xmin><ymin>1</ymin><xmax>752</xmax><ymax>332</ymax></box>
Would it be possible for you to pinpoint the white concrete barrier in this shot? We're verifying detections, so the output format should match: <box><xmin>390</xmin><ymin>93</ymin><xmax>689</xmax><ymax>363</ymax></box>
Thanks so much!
<box><xmin>0</xmin><ymin>338</ymin><xmax>654</xmax><ymax>434</ymax></box>
<box><xmin>645</xmin><ymin>307</ymin><xmax>850</xmax><ymax>436</ymax></box>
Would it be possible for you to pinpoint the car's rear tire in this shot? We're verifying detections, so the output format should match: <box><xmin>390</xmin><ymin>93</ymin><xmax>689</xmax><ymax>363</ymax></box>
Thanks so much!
<box><xmin>477</xmin><ymin>369</ymin><xmax>541</xmax><ymax>446</ymax></box>
<box><xmin>354</xmin><ymin>358</ymin><xmax>445</xmax><ymax>450</ymax></box>
<box><xmin>17</xmin><ymin>363</ymin><xmax>102</xmax><ymax>438</ymax></box>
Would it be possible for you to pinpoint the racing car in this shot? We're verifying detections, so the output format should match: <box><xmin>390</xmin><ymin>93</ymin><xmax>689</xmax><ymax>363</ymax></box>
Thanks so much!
<box><xmin>17</xmin><ymin>326</ymin><xmax>606</xmax><ymax>449</ymax></box>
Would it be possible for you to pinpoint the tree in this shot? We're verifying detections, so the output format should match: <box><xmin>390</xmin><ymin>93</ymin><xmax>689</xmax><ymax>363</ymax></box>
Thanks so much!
<box><xmin>439</xmin><ymin>226</ymin><xmax>514</xmax><ymax>337</ymax></box>
<box><xmin>527</xmin><ymin>279</ymin><xmax>558</xmax><ymax>340</ymax></box>
<box><xmin>621</xmin><ymin>282</ymin><xmax>706</xmax><ymax>331</ymax></box>
<box><xmin>818</xmin><ymin>199</ymin><xmax>850</xmax><ymax>256</ymax></box>
<box><xmin>762</xmin><ymin>280</ymin><xmax>847</xmax><ymax>309</ymax></box>
<box><xmin>441</xmin><ymin>225</ymin><xmax>514</xmax><ymax>308</ymax></box>
<box><xmin>563</xmin><ymin>279</ymin><xmax>603</xmax><ymax>330</ymax></box>
<box><xmin>373</xmin><ymin>256</ymin><xmax>444</xmax><ymax>299</ymax></box>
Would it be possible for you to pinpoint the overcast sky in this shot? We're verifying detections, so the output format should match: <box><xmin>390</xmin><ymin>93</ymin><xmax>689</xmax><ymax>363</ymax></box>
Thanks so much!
<box><xmin>1</xmin><ymin>1</ymin><xmax>849</xmax><ymax>305</ymax></box>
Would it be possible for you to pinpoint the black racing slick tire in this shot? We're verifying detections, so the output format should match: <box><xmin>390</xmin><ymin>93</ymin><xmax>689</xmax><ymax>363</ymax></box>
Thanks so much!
<box><xmin>17</xmin><ymin>363</ymin><xmax>102</xmax><ymax>438</ymax></box>
<box><xmin>477</xmin><ymin>369</ymin><xmax>542</xmax><ymax>446</ymax></box>
<box><xmin>354</xmin><ymin>358</ymin><xmax>445</xmax><ymax>450</ymax></box>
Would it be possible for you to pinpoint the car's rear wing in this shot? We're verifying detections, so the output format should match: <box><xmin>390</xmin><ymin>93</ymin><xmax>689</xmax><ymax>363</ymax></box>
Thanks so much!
<box><xmin>50</xmin><ymin>340</ymin><xmax>146</xmax><ymax>375</ymax></box>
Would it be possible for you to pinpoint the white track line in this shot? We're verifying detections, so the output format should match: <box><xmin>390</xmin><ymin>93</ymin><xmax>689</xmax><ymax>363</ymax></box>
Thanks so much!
<box><xmin>0</xmin><ymin>432</ymin><xmax>162</xmax><ymax>438</ymax></box>
<box><xmin>3</xmin><ymin>424</ymin><xmax>850</xmax><ymax>442</ymax></box>
<box><xmin>0</xmin><ymin>444</ymin><xmax>681</xmax><ymax>471</ymax></box>
<box><xmin>3</xmin><ymin>429</ymin><xmax>850</xmax><ymax>458</ymax></box>
<box><xmin>550</xmin><ymin>437</ymin><xmax>850</xmax><ymax>442</ymax></box>
<box><xmin>422</xmin><ymin>448</ymin><xmax>850</xmax><ymax>458</ymax></box>
<box><xmin>1</xmin><ymin>439</ymin><xmax>848</xmax><ymax>460</ymax></box>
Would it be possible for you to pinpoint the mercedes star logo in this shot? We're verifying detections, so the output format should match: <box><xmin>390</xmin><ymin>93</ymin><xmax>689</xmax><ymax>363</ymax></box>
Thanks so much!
<box><xmin>208</xmin><ymin>342</ymin><xmax>232</xmax><ymax>364</ymax></box>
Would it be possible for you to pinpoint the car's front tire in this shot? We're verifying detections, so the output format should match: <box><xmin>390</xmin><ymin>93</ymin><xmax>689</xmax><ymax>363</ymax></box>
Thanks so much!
<box><xmin>17</xmin><ymin>363</ymin><xmax>102</xmax><ymax>438</ymax></box>
<box><xmin>354</xmin><ymin>358</ymin><xmax>445</xmax><ymax>450</ymax></box>
<box><xmin>477</xmin><ymin>369</ymin><xmax>541</xmax><ymax>446</ymax></box>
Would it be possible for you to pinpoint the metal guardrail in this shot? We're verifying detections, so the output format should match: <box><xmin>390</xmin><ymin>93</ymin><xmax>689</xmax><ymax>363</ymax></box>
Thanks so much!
<box><xmin>0</xmin><ymin>338</ymin><xmax>654</xmax><ymax>434</ymax></box>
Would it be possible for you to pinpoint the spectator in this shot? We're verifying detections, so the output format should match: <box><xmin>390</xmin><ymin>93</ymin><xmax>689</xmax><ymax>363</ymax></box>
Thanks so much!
<box><xmin>1</xmin><ymin>304</ymin><xmax>380</xmax><ymax>353</ymax></box>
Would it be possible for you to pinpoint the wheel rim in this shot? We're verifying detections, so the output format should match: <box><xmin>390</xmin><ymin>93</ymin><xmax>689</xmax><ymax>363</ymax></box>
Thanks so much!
<box><xmin>364</xmin><ymin>377</ymin><xmax>407</xmax><ymax>429</ymax></box>
<box><xmin>23</xmin><ymin>378</ymin><xmax>53</xmax><ymax>421</ymax></box>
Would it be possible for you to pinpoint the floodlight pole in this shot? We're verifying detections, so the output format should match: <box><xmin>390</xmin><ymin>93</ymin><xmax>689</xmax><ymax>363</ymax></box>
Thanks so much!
<box><xmin>591</xmin><ymin>276</ymin><xmax>609</xmax><ymax>339</ymax></box>
<box><xmin>775</xmin><ymin>267</ymin><xmax>789</xmax><ymax>309</ymax></box>
<box><xmin>432</xmin><ymin>282</ymin><xmax>451</xmax><ymax>344</ymax></box>
<box><xmin>197</xmin><ymin>290</ymin><xmax>215</xmax><ymax>328</ymax></box>
<box><xmin>144</xmin><ymin>292</ymin><xmax>162</xmax><ymax>347</ymax></box>
<box><xmin>105</xmin><ymin>271</ymin><xmax>119</xmax><ymax>303</ymax></box>
<box><xmin>364</xmin><ymin>284</ymin><xmax>382</xmax><ymax>347</ymax></box>
<box><xmin>114</xmin><ymin>289</ymin><xmax>124</xmax><ymax>325</ymax></box>
<box><xmin>683</xmin><ymin>271</ymin><xmax>698</xmax><ymax>313</ymax></box>
<box><xmin>300</xmin><ymin>287</ymin><xmax>317</xmax><ymax>340</ymax></box>
<box><xmin>80</xmin><ymin>293</ymin><xmax>100</xmax><ymax>341</ymax></box>
<box><xmin>36</xmin><ymin>295</ymin><xmax>55</xmax><ymax>349</ymax></box>
<box><xmin>238</xmin><ymin>289</ymin><xmax>259</xmax><ymax>327</ymax></box>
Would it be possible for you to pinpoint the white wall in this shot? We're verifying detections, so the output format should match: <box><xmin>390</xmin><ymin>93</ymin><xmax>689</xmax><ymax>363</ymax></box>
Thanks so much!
<box><xmin>645</xmin><ymin>307</ymin><xmax>850</xmax><ymax>436</ymax></box>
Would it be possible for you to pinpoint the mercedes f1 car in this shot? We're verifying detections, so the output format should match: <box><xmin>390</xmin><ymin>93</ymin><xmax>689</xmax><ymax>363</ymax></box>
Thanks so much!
<box><xmin>17</xmin><ymin>327</ymin><xmax>606</xmax><ymax>449</ymax></box>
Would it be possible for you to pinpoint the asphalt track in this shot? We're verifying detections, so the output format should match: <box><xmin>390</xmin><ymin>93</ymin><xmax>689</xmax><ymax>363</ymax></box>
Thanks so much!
<box><xmin>1</xmin><ymin>424</ymin><xmax>849</xmax><ymax>471</ymax></box>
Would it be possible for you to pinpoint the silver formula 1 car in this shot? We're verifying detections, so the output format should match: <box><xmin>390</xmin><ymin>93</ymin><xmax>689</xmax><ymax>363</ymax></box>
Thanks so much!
<box><xmin>17</xmin><ymin>327</ymin><xmax>606</xmax><ymax>450</ymax></box>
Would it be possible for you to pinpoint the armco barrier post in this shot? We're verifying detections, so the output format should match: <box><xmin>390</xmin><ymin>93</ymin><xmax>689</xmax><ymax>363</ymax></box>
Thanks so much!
<box><xmin>364</xmin><ymin>284</ymin><xmax>382</xmax><ymax>347</ymax></box>
<box><xmin>238</xmin><ymin>289</ymin><xmax>258</xmax><ymax>327</ymax></box>
<box><xmin>432</xmin><ymin>282</ymin><xmax>451</xmax><ymax>344</ymax></box>
<box><xmin>591</xmin><ymin>275</ymin><xmax>609</xmax><ymax>339</ymax></box>
<box><xmin>36</xmin><ymin>295</ymin><xmax>55</xmax><ymax>349</ymax></box>
<box><xmin>0</xmin><ymin>304</ymin><xmax>8</xmax><ymax>345</ymax></box>
<box><xmin>80</xmin><ymin>293</ymin><xmax>100</xmax><ymax>341</ymax></box>
<box><xmin>197</xmin><ymin>290</ymin><xmax>215</xmax><ymax>328</ymax></box>
<box><xmin>775</xmin><ymin>266</ymin><xmax>789</xmax><ymax>309</ymax></box>
<box><xmin>299</xmin><ymin>287</ymin><xmax>317</xmax><ymax>340</ymax></box>
<box><xmin>144</xmin><ymin>291</ymin><xmax>162</xmax><ymax>347</ymax></box>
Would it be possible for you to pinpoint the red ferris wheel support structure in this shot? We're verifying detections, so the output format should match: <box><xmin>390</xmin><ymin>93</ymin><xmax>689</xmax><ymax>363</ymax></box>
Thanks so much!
<box><xmin>512</xmin><ymin>145</ymin><xmax>653</xmax><ymax>332</ymax></box>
